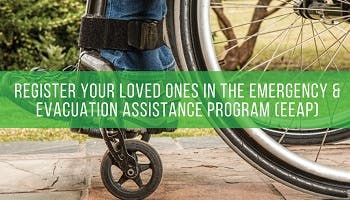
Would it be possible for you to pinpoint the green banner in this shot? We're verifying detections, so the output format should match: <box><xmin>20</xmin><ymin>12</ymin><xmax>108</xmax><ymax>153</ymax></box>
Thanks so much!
<box><xmin>1</xmin><ymin>71</ymin><xmax>350</xmax><ymax>128</ymax></box>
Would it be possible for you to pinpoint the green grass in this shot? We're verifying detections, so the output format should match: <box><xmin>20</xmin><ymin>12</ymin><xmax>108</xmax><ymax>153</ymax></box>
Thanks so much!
<box><xmin>0</xmin><ymin>129</ymin><xmax>88</xmax><ymax>143</ymax></box>
<box><xmin>158</xmin><ymin>128</ymin><xmax>217</xmax><ymax>138</ymax></box>
<box><xmin>0</xmin><ymin>128</ymin><xmax>217</xmax><ymax>142</ymax></box>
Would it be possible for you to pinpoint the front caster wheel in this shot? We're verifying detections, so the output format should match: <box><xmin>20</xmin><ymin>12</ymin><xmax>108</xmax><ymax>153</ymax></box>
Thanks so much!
<box><xmin>100</xmin><ymin>140</ymin><xmax>163</xmax><ymax>200</ymax></box>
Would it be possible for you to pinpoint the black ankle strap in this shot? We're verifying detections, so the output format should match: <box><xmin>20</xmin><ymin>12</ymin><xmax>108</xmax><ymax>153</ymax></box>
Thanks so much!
<box><xmin>79</xmin><ymin>16</ymin><xmax>165</xmax><ymax>51</ymax></box>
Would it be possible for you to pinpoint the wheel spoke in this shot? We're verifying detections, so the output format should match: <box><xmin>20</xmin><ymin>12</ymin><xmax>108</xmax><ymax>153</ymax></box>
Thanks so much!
<box><xmin>133</xmin><ymin>175</ymin><xmax>144</xmax><ymax>188</ymax></box>
<box><xmin>335</xmin><ymin>0</ymin><xmax>350</xmax><ymax>6</ymax></box>
<box><xmin>216</xmin><ymin>14</ymin><xmax>350</xmax><ymax>60</ymax></box>
<box><xmin>303</xmin><ymin>29</ymin><xmax>349</xmax><ymax>71</ymax></box>
<box><xmin>264</xmin><ymin>17</ymin><xmax>300</xmax><ymax>71</ymax></box>
<box><xmin>285</xmin><ymin>15</ymin><xmax>304</xmax><ymax>69</ymax></box>
<box><xmin>315</xmin><ymin>128</ymin><xmax>329</xmax><ymax>162</ymax></box>
<box><xmin>300</xmin><ymin>18</ymin><xmax>305</xmax><ymax>70</ymax></box>
<box><xmin>312</xmin><ymin>24</ymin><xmax>340</xmax><ymax>70</ymax></box>
<box><xmin>321</xmin><ymin>23</ymin><xmax>350</xmax><ymax>55</ymax></box>
<box><xmin>278</xmin><ymin>128</ymin><xmax>289</xmax><ymax>144</ymax></box>
<box><xmin>211</xmin><ymin>3</ymin><xmax>348</xmax><ymax>13</ymax></box>
<box><xmin>117</xmin><ymin>174</ymin><xmax>128</xmax><ymax>185</ymax></box>
<box><xmin>240</xmin><ymin>15</ymin><xmax>301</xmax><ymax>71</ymax></box>
<box><xmin>310</xmin><ymin>20</ymin><xmax>322</xmax><ymax>69</ymax></box>
<box><xmin>212</xmin><ymin>12</ymin><xmax>294</xmax><ymax>34</ymax></box>
<box><xmin>248</xmin><ymin>23</ymin><xmax>339</xmax><ymax>71</ymax></box>
<box><xmin>324</xmin><ymin>30</ymin><xmax>350</xmax><ymax>70</ymax></box>
<box><xmin>139</xmin><ymin>164</ymin><xmax>151</xmax><ymax>172</ymax></box>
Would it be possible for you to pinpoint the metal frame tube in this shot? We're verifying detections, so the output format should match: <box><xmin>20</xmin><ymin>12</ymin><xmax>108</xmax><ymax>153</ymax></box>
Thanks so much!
<box><xmin>86</xmin><ymin>0</ymin><xmax>107</xmax><ymax>16</ymax></box>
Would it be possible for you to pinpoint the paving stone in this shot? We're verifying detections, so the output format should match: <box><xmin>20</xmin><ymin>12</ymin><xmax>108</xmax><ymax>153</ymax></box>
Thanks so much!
<box><xmin>89</xmin><ymin>147</ymin><xmax>282</xmax><ymax>200</ymax></box>
<box><xmin>0</xmin><ymin>141</ymin><xmax>79</xmax><ymax>155</ymax></box>
<box><xmin>175</xmin><ymin>136</ymin><xmax>227</xmax><ymax>149</ymax></box>
<box><xmin>0</xmin><ymin>191</ymin><xmax>81</xmax><ymax>200</ymax></box>
<box><xmin>0</xmin><ymin>136</ymin><xmax>348</xmax><ymax>199</ymax></box>
<box><xmin>88</xmin><ymin>155</ymin><xmax>103</xmax><ymax>188</ymax></box>
<box><xmin>272</xmin><ymin>182</ymin><xmax>322</xmax><ymax>200</ymax></box>
<box><xmin>90</xmin><ymin>183</ymin><xmax>284</xmax><ymax>200</ymax></box>
<box><xmin>0</xmin><ymin>156</ymin><xmax>88</xmax><ymax>193</ymax></box>
<box><xmin>149</xmin><ymin>137</ymin><xmax>181</xmax><ymax>151</ymax></box>
<box><xmin>85</xmin><ymin>139</ymin><xmax>106</xmax><ymax>155</ymax></box>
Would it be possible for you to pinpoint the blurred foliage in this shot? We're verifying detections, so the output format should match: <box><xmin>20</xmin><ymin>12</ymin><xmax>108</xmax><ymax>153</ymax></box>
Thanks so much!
<box><xmin>0</xmin><ymin>0</ymin><xmax>85</xmax><ymax>70</ymax></box>
<box><xmin>0</xmin><ymin>128</ymin><xmax>216</xmax><ymax>142</ymax></box>
<box><xmin>0</xmin><ymin>129</ymin><xmax>88</xmax><ymax>142</ymax></box>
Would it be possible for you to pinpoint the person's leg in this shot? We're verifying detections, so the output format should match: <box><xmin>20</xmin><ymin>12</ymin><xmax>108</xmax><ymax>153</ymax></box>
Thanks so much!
<box><xmin>73</xmin><ymin>1</ymin><xmax>176</xmax><ymax>138</ymax></box>
<box><xmin>96</xmin><ymin>0</ymin><xmax>177</xmax><ymax>137</ymax></box>
<box><xmin>100</xmin><ymin>0</ymin><xmax>176</xmax><ymax>71</ymax></box>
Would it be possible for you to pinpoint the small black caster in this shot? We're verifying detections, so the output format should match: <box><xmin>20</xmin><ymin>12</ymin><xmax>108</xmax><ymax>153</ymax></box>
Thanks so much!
<box><xmin>100</xmin><ymin>139</ymin><xmax>163</xmax><ymax>200</ymax></box>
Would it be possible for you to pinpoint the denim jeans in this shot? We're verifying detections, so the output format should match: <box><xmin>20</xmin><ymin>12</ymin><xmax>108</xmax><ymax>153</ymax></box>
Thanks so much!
<box><xmin>100</xmin><ymin>0</ymin><xmax>176</xmax><ymax>71</ymax></box>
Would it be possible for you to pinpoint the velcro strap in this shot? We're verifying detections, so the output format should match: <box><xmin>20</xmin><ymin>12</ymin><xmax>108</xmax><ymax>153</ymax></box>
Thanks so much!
<box><xmin>79</xmin><ymin>16</ymin><xmax>164</xmax><ymax>51</ymax></box>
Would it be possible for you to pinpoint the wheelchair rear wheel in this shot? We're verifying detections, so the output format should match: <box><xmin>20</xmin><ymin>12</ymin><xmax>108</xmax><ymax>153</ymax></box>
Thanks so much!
<box><xmin>167</xmin><ymin>0</ymin><xmax>350</xmax><ymax>198</ymax></box>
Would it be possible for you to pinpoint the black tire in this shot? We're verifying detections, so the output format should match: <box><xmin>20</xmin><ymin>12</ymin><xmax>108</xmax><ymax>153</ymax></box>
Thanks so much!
<box><xmin>264</xmin><ymin>128</ymin><xmax>350</xmax><ymax>145</ymax></box>
<box><xmin>100</xmin><ymin>140</ymin><xmax>163</xmax><ymax>200</ymax></box>
<box><xmin>166</xmin><ymin>0</ymin><xmax>350</xmax><ymax>198</ymax></box>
